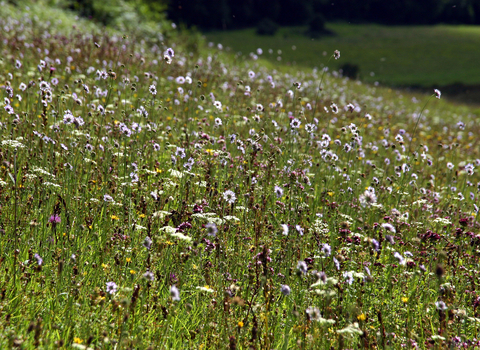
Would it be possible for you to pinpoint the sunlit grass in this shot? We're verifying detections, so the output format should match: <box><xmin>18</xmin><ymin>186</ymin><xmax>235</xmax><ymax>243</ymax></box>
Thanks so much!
<box><xmin>1</xmin><ymin>1</ymin><xmax>480</xmax><ymax>349</ymax></box>
<box><xmin>205</xmin><ymin>23</ymin><xmax>480</xmax><ymax>87</ymax></box>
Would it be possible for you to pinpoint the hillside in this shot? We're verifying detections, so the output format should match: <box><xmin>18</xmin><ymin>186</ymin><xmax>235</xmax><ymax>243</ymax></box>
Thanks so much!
<box><xmin>1</xmin><ymin>1</ymin><xmax>480</xmax><ymax>349</ymax></box>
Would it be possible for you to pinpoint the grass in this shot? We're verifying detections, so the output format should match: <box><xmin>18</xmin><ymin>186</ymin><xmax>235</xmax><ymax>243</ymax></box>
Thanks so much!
<box><xmin>1</xmin><ymin>1</ymin><xmax>480</xmax><ymax>349</ymax></box>
<box><xmin>205</xmin><ymin>23</ymin><xmax>480</xmax><ymax>89</ymax></box>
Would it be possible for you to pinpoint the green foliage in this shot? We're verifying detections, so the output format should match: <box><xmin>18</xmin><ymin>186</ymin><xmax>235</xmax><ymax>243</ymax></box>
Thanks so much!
<box><xmin>256</xmin><ymin>18</ymin><xmax>279</xmax><ymax>36</ymax></box>
<box><xmin>1</xmin><ymin>1</ymin><xmax>480</xmax><ymax>349</ymax></box>
<box><xmin>205</xmin><ymin>24</ymin><xmax>480</xmax><ymax>93</ymax></box>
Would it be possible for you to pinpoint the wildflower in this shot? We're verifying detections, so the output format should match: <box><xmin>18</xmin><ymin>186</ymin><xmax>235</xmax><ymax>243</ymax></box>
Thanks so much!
<box><xmin>290</xmin><ymin>118</ymin><xmax>301</xmax><ymax>128</ymax></box>
<box><xmin>175</xmin><ymin>147</ymin><xmax>186</xmax><ymax>159</ymax></box>
<box><xmin>143</xmin><ymin>271</ymin><xmax>155</xmax><ymax>281</ymax></box>
<box><xmin>295</xmin><ymin>225</ymin><xmax>304</xmax><ymax>236</ymax></box>
<box><xmin>214</xmin><ymin>118</ymin><xmax>222</xmax><ymax>126</ymax></box>
<box><xmin>280</xmin><ymin>224</ymin><xmax>289</xmax><ymax>236</ymax></box>
<box><xmin>305</xmin><ymin>123</ymin><xmax>316</xmax><ymax>133</ymax></box>
<box><xmin>106</xmin><ymin>281</ymin><xmax>118</xmax><ymax>295</ymax></box>
<box><xmin>63</xmin><ymin>112</ymin><xmax>75</xmax><ymax>124</ymax></box>
<box><xmin>34</xmin><ymin>253</ymin><xmax>43</xmax><ymax>266</ymax></box>
<box><xmin>143</xmin><ymin>236</ymin><xmax>152</xmax><ymax>249</ymax></box>
<box><xmin>223</xmin><ymin>190</ymin><xmax>237</xmax><ymax>204</ymax></box>
<box><xmin>280</xmin><ymin>284</ymin><xmax>291</xmax><ymax>296</ymax></box>
<box><xmin>149</xmin><ymin>85</ymin><xmax>157</xmax><ymax>96</ymax></box>
<box><xmin>321</xmin><ymin>243</ymin><xmax>331</xmax><ymax>257</ymax></box>
<box><xmin>334</xmin><ymin>50</ymin><xmax>341</xmax><ymax>60</ymax></box>
<box><xmin>214</xmin><ymin>101</ymin><xmax>222</xmax><ymax>110</ymax></box>
<box><xmin>381</xmin><ymin>223</ymin><xmax>396</xmax><ymax>233</ymax></box>
<box><xmin>333</xmin><ymin>257</ymin><xmax>340</xmax><ymax>270</ymax></box>
<box><xmin>371</xmin><ymin>239</ymin><xmax>380</xmax><ymax>252</ymax></box>
<box><xmin>170</xmin><ymin>285</ymin><xmax>180</xmax><ymax>301</ymax></box>
<box><xmin>306</xmin><ymin>306</ymin><xmax>322</xmax><ymax>321</ymax></box>
<box><xmin>274</xmin><ymin>185</ymin><xmax>284</xmax><ymax>198</ymax></box>
<box><xmin>435</xmin><ymin>300</ymin><xmax>447</xmax><ymax>311</ymax></box>
<box><xmin>330</xmin><ymin>103</ymin><xmax>339</xmax><ymax>114</ymax></box>
<box><xmin>385</xmin><ymin>235</ymin><xmax>395</xmax><ymax>245</ymax></box>
<box><xmin>205</xmin><ymin>223</ymin><xmax>218</xmax><ymax>237</ymax></box>
<box><xmin>103</xmin><ymin>194</ymin><xmax>114</xmax><ymax>202</ymax></box>
<box><xmin>359</xmin><ymin>189</ymin><xmax>377</xmax><ymax>207</ymax></box>
<box><xmin>343</xmin><ymin>271</ymin><xmax>354</xmax><ymax>285</ymax></box>
<box><xmin>465</xmin><ymin>163</ymin><xmax>475</xmax><ymax>175</ymax></box>
<box><xmin>297</xmin><ymin>261</ymin><xmax>308</xmax><ymax>275</ymax></box>
<box><xmin>434</xmin><ymin>89</ymin><xmax>441</xmax><ymax>99</ymax></box>
<box><xmin>175</xmin><ymin>76</ymin><xmax>185</xmax><ymax>84</ymax></box>
<box><xmin>393</xmin><ymin>252</ymin><xmax>405</xmax><ymax>265</ymax></box>
<box><xmin>48</xmin><ymin>214</ymin><xmax>61</xmax><ymax>224</ymax></box>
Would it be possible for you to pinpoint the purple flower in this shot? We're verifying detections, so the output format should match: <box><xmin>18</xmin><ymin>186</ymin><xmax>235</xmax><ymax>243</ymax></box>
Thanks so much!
<box><xmin>34</xmin><ymin>253</ymin><xmax>43</xmax><ymax>266</ymax></box>
<box><xmin>106</xmin><ymin>281</ymin><xmax>118</xmax><ymax>295</ymax></box>
<box><xmin>280</xmin><ymin>284</ymin><xmax>291</xmax><ymax>296</ymax></box>
<box><xmin>205</xmin><ymin>223</ymin><xmax>218</xmax><ymax>237</ymax></box>
<box><xmin>48</xmin><ymin>214</ymin><xmax>61</xmax><ymax>224</ymax></box>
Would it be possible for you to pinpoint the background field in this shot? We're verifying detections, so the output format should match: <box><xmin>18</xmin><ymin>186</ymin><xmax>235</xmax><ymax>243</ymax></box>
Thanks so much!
<box><xmin>205</xmin><ymin>24</ymin><xmax>480</xmax><ymax>104</ymax></box>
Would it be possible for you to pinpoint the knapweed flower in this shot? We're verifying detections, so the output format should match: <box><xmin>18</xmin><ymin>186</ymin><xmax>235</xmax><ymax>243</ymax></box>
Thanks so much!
<box><xmin>205</xmin><ymin>222</ymin><xmax>218</xmax><ymax>237</ymax></box>
<box><xmin>280</xmin><ymin>284</ymin><xmax>291</xmax><ymax>296</ymax></box>
<box><xmin>223</xmin><ymin>190</ymin><xmax>236</xmax><ymax>204</ymax></box>
<box><xmin>434</xmin><ymin>89</ymin><xmax>441</xmax><ymax>99</ymax></box>
<box><xmin>48</xmin><ymin>214</ymin><xmax>61</xmax><ymax>224</ymax></box>
<box><xmin>106</xmin><ymin>281</ymin><xmax>118</xmax><ymax>295</ymax></box>
<box><xmin>170</xmin><ymin>285</ymin><xmax>180</xmax><ymax>301</ymax></box>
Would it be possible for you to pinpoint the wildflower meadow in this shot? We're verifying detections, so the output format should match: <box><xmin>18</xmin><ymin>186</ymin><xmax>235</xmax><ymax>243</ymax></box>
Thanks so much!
<box><xmin>1</xmin><ymin>2</ymin><xmax>480</xmax><ymax>349</ymax></box>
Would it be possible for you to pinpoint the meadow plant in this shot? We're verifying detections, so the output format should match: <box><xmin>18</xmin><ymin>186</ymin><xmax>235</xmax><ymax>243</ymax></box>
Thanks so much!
<box><xmin>1</xmin><ymin>2</ymin><xmax>480</xmax><ymax>349</ymax></box>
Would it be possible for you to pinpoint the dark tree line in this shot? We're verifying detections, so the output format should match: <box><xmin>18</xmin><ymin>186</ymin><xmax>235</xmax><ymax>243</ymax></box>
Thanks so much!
<box><xmin>167</xmin><ymin>0</ymin><xmax>480</xmax><ymax>30</ymax></box>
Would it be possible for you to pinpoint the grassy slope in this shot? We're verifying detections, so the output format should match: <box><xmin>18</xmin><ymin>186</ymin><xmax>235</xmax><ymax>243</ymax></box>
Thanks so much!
<box><xmin>205</xmin><ymin>24</ymin><xmax>480</xmax><ymax>89</ymax></box>
<box><xmin>2</xmin><ymin>2</ymin><xmax>480</xmax><ymax>349</ymax></box>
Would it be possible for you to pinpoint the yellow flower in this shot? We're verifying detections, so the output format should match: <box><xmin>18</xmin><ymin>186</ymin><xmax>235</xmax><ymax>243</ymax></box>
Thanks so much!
<box><xmin>402</xmin><ymin>297</ymin><xmax>409</xmax><ymax>303</ymax></box>
<box><xmin>130</xmin><ymin>270</ymin><xmax>136</xmax><ymax>275</ymax></box>
<box><xmin>110</xmin><ymin>215</ymin><xmax>119</xmax><ymax>220</ymax></box>
<box><xmin>357</xmin><ymin>313</ymin><xmax>366</xmax><ymax>321</ymax></box>
<box><xmin>238</xmin><ymin>321</ymin><xmax>244</xmax><ymax>328</ymax></box>
<box><xmin>126</xmin><ymin>258</ymin><xmax>131</xmax><ymax>263</ymax></box>
<box><xmin>73</xmin><ymin>337</ymin><xmax>83</xmax><ymax>344</ymax></box>
<box><xmin>139</xmin><ymin>214</ymin><xmax>146</xmax><ymax>218</ymax></box>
